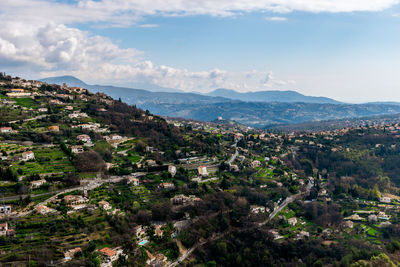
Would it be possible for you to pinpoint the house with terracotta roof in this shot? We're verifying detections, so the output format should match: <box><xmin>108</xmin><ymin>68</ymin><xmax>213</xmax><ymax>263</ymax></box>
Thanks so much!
<box><xmin>48</xmin><ymin>125</ymin><xmax>59</xmax><ymax>132</ymax></box>
<box><xmin>98</xmin><ymin>200</ymin><xmax>112</xmax><ymax>211</ymax></box>
<box><xmin>0</xmin><ymin>127</ymin><xmax>13</xmax><ymax>133</ymax></box>
<box><xmin>64</xmin><ymin>195</ymin><xmax>88</xmax><ymax>206</ymax></box>
<box><xmin>99</xmin><ymin>247</ymin><xmax>120</xmax><ymax>263</ymax></box>
<box><xmin>64</xmin><ymin>247</ymin><xmax>82</xmax><ymax>262</ymax></box>
<box><xmin>36</xmin><ymin>205</ymin><xmax>56</xmax><ymax>215</ymax></box>
<box><xmin>0</xmin><ymin>223</ymin><xmax>7</xmax><ymax>235</ymax></box>
<box><xmin>197</xmin><ymin>166</ymin><xmax>208</xmax><ymax>177</ymax></box>
<box><xmin>0</xmin><ymin>223</ymin><xmax>13</xmax><ymax>236</ymax></box>
<box><xmin>22</xmin><ymin>151</ymin><xmax>35</xmax><ymax>161</ymax></box>
<box><xmin>125</xmin><ymin>175</ymin><xmax>140</xmax><ymax>186</ymax></box>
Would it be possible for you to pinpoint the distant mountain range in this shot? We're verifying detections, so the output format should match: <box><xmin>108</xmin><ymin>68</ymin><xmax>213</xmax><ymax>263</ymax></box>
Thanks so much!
<box><xmin>39</xmin><ymin>76</ymin><xmax>229</xmax><ymax>105</ymax></box>
<box><xmin>39</xmin><ymin>75</ymin><xmax>400</xmax><ymax>128</ymax></box>
<box><xmin>39</xmin><ymin>76</ymin><xmax>342</xmax><ymax>105</ymax></box>
<box><xmin>145</xmin><ymin>101</ymin><xmax>400</xmax><ymax>128</ymax></box>
<box><xmin>40</xmin><ymin>76</ymin><xmax>184</xmax><ymax>93</ymax></box>
<box><xmin>206</xmin><ymin>88</ymin><xmax>341</xmax><ymax>104</ymax></box>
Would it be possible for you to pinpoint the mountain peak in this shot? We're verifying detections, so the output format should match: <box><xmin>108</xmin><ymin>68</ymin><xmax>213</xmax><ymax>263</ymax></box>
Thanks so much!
<box><xmin>40</xmin><ymin>75</ymin><xmax>88</xmax><ymax>87</ymax></box>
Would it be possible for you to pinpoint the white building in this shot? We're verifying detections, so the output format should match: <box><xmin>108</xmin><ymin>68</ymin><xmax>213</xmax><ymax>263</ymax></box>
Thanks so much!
<box><xmin>380</xmin><ymin>197</ymin><xmax>392</xmax><ymax>204</ymax></box>
<box><xmin>30</xmin><ymin>179</ymin><xmax>46</xmax><ymax>189</ymax></box>
<box><xmin>99</xmin><ymin>201</ymin><xmax>112</xmax><ymax>211</ymax></box>
<box><xmin>0</xmin><ymin>205</ymin><xmax>12</xmax><ymax>215</ymax></box>
<box><xmin>68</xmin><ymin>112</ymin><xmax>88</xmax><ymax>119</ymax></box>
<box><xmin>77</xmin><ymin>134</ymin><xmax>91</xmax><ymax>143</ymax></box>
<box><xmin>250</xmin><ymin>160</ymin><xmax>261</xmax><ymax>168</ymax></box>
<box><xmin>71</xmin><ymin>145</ymin><xmax>84</xmax><ymax>154</ymax></box>
<box><xmin>197</xmin><ymin>166</ymin><xmax>208</xmax><ymax>177</ymax></box>
<box><xmin>6</xmin><ymin>92</ymin><xmax>31</xmax><ymax>98</ymax></box>
<box><xmin>126</xmin><ymin>176</ymin><xmax>140</xmax><ymax>186</ymax></box>
<box><xmin>288</xmin><ymin>217</ymin><xmax>298</xmax><ymax>226</ymax></box>
<box><xmin>36</xmin><ymin>205</ymin><xmax>56</xmax><ymax>215</ymax></box>
<box><xmin>168</xmin><ymin>165</ymin><xmax>177</xmax><ymax>177</ymax></box>
<box><xmin>250</xmin><ymin>205</ymin><xmax>266</xmax><ymax>214</ymax></box>
<box><xmin>0</xmin><ymin>127</ymin><xmax>13</xmax><ymax>133</ymax></box>
<box><xmin>0</xmin><ymin>223</ymin><xmax>8</xmax><ymax>236</ymax></box>
<box><xmin>110</xmin><ymin>134</ymin><xmax>123</xmax><ymax>140</ymax></box>
<box><xmin>22</xmin><ymin>151</ymin><xmax>35</xmax><ymax>161</ymax></box>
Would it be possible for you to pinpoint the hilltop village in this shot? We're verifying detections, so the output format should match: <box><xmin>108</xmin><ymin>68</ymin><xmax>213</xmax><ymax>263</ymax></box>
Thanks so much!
<box><xmin>2</xmin><ymin>72</ymin><xmax>400</xmax><ymax>266</ymax></box>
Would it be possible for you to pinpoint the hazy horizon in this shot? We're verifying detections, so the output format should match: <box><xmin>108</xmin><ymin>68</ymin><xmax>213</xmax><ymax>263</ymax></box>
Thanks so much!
<box><xmin>1</xmin><ymin>0</ymin><xmax>400</xmax><ymax>102</ymax></box>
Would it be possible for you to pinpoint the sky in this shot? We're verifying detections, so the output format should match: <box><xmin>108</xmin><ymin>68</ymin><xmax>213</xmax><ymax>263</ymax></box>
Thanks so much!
<box><xmin>1</xmin><ymin>0</ymin><xmax>400</xmax><ymax>103</ymax></box>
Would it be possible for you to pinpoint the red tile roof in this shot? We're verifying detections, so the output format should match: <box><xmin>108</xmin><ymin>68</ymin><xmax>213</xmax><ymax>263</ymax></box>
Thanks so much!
<box><xmin>99</xmin><ymin>247</ymin><xmax>116</xmax><ymax>257</ymax></box>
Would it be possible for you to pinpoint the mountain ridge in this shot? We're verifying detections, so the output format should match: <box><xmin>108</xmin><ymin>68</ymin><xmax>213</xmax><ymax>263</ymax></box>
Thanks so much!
<box><xmin>206</xmin><ymin>88</ymin><xmax>341</xmax><ymax>104</ymax></box>
<box><xmin>39</xmin><ymin>76</ymin><xmax>184</xmax><ymax>93</ymax></box>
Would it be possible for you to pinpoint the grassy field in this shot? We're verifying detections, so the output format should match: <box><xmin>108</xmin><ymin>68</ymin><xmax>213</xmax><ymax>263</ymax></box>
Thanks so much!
<box><xmin>0</xmin><ymin>143</ymin><xmax>27</xmax><ymax>153</ymax></box>
<box><xmin>13</xmin><ymin>98</ymin><xmax>39</xmax><ymax>109</ymax></box>
<box><xmin>12</xmin><ymin>147</ymin><xmax>75</xmax><ymax>176</ymax></box>
<box><xmin>0</xmin><ymin>210</ymin><xmax>110</xmax><ymax>265</ymax></box>
<box><xmin>127</xmin><ymin>151</ymin><xmax>141</xmax><ymax>163</ymax></box>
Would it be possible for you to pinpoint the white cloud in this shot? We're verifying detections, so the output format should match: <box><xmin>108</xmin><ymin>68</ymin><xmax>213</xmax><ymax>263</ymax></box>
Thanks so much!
<box><xmin>39</xmin><ymin>61</ymin><xmax>293</xmax><ymax>92</ymax></box>
<box><xmin>0</xmin><ymin>0</ymin><xmax>398</xmax><ymax>93</ymax></box>
<box><xmin>1</xmin><ymin>0</ymin><xmax>399</xmax><ymax>29</ymax></box>
<box><xmin>265</xmin><ymin>16</ymin><xmax>287</xmax><ymax>21</ymax></box>
<box><xmin>0</xmin><ymin>21</ymin><xmax>140</xmax><ymax>71</ymax></box>
<box><xmin>138</xmin><ymin>24</ymin><xmax>160</xmax><ymax>28</ymax></box>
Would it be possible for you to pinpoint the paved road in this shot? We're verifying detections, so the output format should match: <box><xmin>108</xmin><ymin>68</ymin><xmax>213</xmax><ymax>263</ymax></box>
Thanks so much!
<box><xmin>259</xmin><ymin>177</ymin><xmax>314</xmax><ymax>226</ymax></box>
<box><xmin>227</xmin><ymin>141</ymin><xmax>239</xmax><ymax>165</ymax></box>
<box><xmin>3</xmin><ymin>189</ymin><xmax>72</xmax><ymax>201</ymax></box>
<box><xmin>168</xmin><ymin>233</ymin><xmax>223</xmax><ymax>267</ymax></box>
<box><xmin>227</xmin><ymin>149</ymin><xmax>238</xmax><ymax>165</ymax></box>
<box><xmin>7</xmin><ymin>115</ymin><xmax>48</xmax><ymax>124</ymax></box>
<box><xmin>167</xmin><ymin>176</ymin><xmax>315</xmax><ymax>266</ymax></box>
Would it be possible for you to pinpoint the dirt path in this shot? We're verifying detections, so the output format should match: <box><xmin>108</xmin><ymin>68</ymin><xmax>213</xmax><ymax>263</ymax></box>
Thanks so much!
<box><xmin>176</xmin><ymin>239</ymin><xmax>187</xmax><ymax>255</ymax></box>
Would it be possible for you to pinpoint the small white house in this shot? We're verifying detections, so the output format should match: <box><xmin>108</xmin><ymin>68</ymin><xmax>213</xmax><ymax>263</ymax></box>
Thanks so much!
<box><xmin>0</xmin><ymin>127</ymin><xmax>13</xmax><ymax>133</ymax></box>
<box><xmin>30</xmin><ymin>179</ymin><xmax>46</xmax><ymax>189</ymax></box>
<box><xmin>110</xmin><ymin>134</ymin><xmax>123</xmax><ymax>140</ymax></box>
<box><xmin>0</xmin><ymin>205</ymin><xmax>12</xmax><ymax>215</ymax></box>
<box><xmin>98</xmin><ymin>200</ymin><xmax>112</xmax><ymax>211</ymax></box>
<box><xmin>197</xmin><ymin>166</ymin><xmax>208</xmax><ymax>177</ymax></box>
<box><xmin>250</xmin><ymin>160</ymin><xmax>261</xmax><ymax>168</ymax></box>
<box><xmin>77</xmin><ymin>134</ymin><xmax>91</xmax><ymax>143</ymax></box>
<box><xmin>22</xmin><ymin>151</ymin><xmax>35</xmax><ymax>161</ymax></box>
<box><xmin>0</xmin><ymin>223</ymin><xmax>8</xmax><ymax>236</ymax></box>
<box><xmin>380</xmin><ymin>197</ymin><xmax>392</xmax><ymax>204</ymax></box>
<box><xmin>71</xmin><ymin>145</ymin><xmax>84</xmax><ymax>154</ymax></box>
<box><xmin>168</xmin><ymin>165</ymin><xmax>177</xmax><ymax>177</ymax></box>
<box><xmin>288</xmin><ymin>217</ymin><xmax>298</xmax><ymax>226</ymax></box>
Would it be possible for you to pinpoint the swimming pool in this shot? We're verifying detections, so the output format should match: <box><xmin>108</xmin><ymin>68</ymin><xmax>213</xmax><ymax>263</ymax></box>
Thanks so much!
<box><xmin>138</xmin><ymin>240</ymin><xmax>148</xmax><ymax>246</ymax></box>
